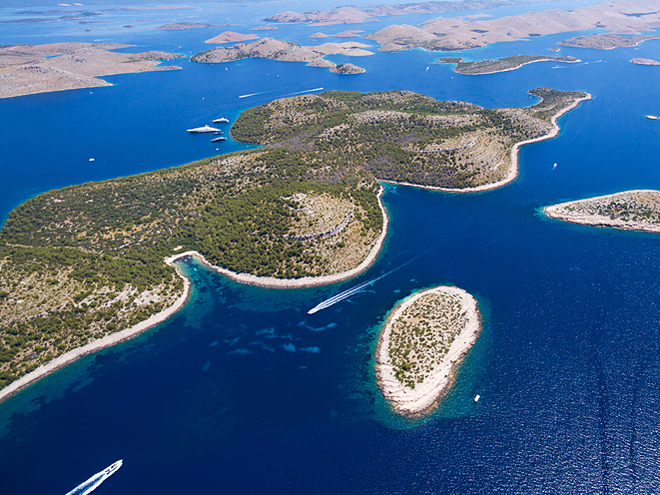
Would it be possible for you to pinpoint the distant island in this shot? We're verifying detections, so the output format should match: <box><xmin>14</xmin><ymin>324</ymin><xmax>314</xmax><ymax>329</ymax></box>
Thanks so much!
<box><xmin>205</xmin><ymin>31</ymin><xmax>258</xmax><ymax>44</ymax></box>
<box><xmin>157</xmin><ymin>22</ymin><xmax>214</xmax><ymax>30</ymax></box>
<box><xmin>0</xmin><ymin>88</ymin><xmax>587</xmax><ymax>399</ymax></box>
<box><xmin>0</xmin><ymin>42</ymin><xmax>182</xmax><ymax>99</ymax></box>
<box><xmin>632</xmin><ymin>57</ymin><xmax>660</xmax><ymax>65</ymax></box>
<box><xmin>263</xmin><ymin>0</ymin><xmax>518</xmax><ymax>26</ymax></box>
<box><xmin>544</xmin><ymin>190</ymin><xmax>660</xmax><ymax>232</ymax></box>
<box><xmin>435</xmin><ymin>55</ymin><xmax>580</xmax><ymax>75</ymax></box>
<box><xmin>375</xmin><ymin>286</ymin><xmax>481</xmax><ymax>417</ymax></box>
<box><xmin>310</xmin><ymin>30</ymin><xmax>364</xmax><ymax>38</ymax></box>
<box><xmin>330</xmin><ymin>63</ymin><xmax>365</xmax><ymax>74</ymax></box>
<box><xmin>362</xmin><ymin>0</ymin><xmax>660</xmax><ymax>51</ymax></box>
<box><xmin>559</xmin><ymin>33</ymin><xmax>660</xmax><ymax>50</ymax></box>
<box><xmin>191</xmin><ymin>37</ymin><xmax>371</xmax><ymax>73</ymax></box>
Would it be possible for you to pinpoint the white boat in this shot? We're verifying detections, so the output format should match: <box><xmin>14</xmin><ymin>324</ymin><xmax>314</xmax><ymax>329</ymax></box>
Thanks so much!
<box><xmin>104</xmin><ymin>460</ymin><xmax>123</xmax><ymax>476</ymax></box>
<box><xmin>553</xmin><ymin>162</ymin><xmax>557</xmax><ymax>169</ymax></box>
<box><xmin>213</xmin><ymin>117</ymin><xmax>229</xmax><ymax>123</ymax></box>
<box><xmin>474</xmin><ymin>394</ymin><xmax>480</xmax><ymax>402</ymax></box>
<box><xmin>646</xmin><ymin>115</ymin><xmax>659</xmax><ymax>120</ymax></box>
<box><xmin>64</xmin><ymin>460</ymin><xmax>123</xmax><ymax>495</ymax></box>
<box><xmin>187</xmin><ymin>125</ymin><xmax>221</xmax><ymax>133</ymax></box>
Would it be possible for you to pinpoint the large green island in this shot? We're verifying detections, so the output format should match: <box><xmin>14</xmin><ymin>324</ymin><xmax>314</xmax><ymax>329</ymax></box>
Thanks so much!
<box><xmin>0</xmin><ymin>88</ymin><xmax>587</xmax><ymax>399</ymax></box>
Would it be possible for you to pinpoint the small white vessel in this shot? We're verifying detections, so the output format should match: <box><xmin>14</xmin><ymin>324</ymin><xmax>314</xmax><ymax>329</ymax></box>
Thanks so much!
<box><xmin>89</xmin><ymin>158</ymin><xmax>95</xmax><ymax>162</ymax></box>
<box><xmin>65</xmin><ymin>460</ymin><xmax>123</xmax><ymax>495</ymax></box>
<box><xmin>646</xmin><ymin>115</ymin><xmax>659</xmax><ymax>120</ymax></box>
<box><xmin>553</xmin><ymin>162</ymin><xmax>557</xmax><ymax>169</ymax></box>
<box><xmin>187</xmin><ymin>125</ymin><xmax>221</xmax><ymax>133</ymax></box>
<box><xmin>474</xmin><ymin>394</ymin><xmax>480</xmax><ymax>402</ymax></box>
<box><xmin>104</xmin><ymin>460</ymin><xmax>123</xmax><ymax>476</ymax></box>
<box><xmin>213</xmin><ymin>117</ymin><xmax>229</xmax><ymax>123</ymax></box>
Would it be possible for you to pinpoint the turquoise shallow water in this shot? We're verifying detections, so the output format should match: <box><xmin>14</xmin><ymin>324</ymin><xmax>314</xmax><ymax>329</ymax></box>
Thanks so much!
<box><xmin>1</xmin><ymin>2</ymin><xmax>660</xmax><ymax>493</ymax></box>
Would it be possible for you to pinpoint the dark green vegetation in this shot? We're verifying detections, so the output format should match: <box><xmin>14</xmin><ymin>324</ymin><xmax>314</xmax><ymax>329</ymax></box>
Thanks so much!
<box><xmin>436</xmin><ymin>55</ymin><xmax>579</xmax><ymax>74</ymax></box>
<box><xmin>0</xmin><ymin>89</ymin><xmax>586</xmax><ymax>389</ymax></box>
<box><xmin>232</xmin><ymin>89</ymin><xmax>587</xmax><ymax>188</ymax></box>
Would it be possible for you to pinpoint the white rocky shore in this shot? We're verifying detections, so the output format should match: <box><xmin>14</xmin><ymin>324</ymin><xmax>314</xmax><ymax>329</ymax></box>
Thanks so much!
<box><xmin>376</xmin><ymin>286</ymin><xmax>481</xmax><ymax>418</ymax></box>
<box><xmin>166</xmin><ymin>186</ymin><xmax>389</xmax><ymax>289</ymax></box>
<box><xmin>383</xmin><ymin>92</ymin><xmax>591</xmax><ymax>194</ymax></box>
<box><xmin>544</xmin><ymin>189</ymin><xmax>660</xmax><ymax>233</ymax></box>
<box><xmin>0</xmin><ymin>260</ymin><xmax>191</xmax><ymax>404</ymax></box>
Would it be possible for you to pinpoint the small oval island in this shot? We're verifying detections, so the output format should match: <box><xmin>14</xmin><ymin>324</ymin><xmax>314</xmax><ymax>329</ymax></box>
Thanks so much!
<box><xmin>375</xmin><ymin>286</ymin><xmax>481</xmax><ymax>418</ymax></box>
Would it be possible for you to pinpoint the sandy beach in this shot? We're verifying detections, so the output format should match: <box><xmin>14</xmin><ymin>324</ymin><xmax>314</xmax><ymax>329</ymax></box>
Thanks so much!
<box><xmin>167</xmin><ymin>186</ymin><xmax>389</xmax><ymax>289</ymax></box>
<box><xmin>375</xmin><ymin>286</ymin><xmax>481</xmax><ymax>418</ymax></box>
<box><xmin>383</xmin><ymin>92</ymin><xmax>591</xmax><ymax>194</ymax></box>
<box><xmin>0</xmin><ymin>260</ymin><xmax>191</xmax><ymax>405</ymax></box>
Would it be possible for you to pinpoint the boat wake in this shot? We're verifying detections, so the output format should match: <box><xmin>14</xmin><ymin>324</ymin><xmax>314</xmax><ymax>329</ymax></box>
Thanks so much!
<box><xmin>238</xmin><ymin>91</ymin><xmax>273</xmax><ymax>99</ymax></box>
<box><xmin>307</xmin><ymin>246</ymin><xmax>440</xmax><ymax>315</ymax></box>
<box><xmin>65</xmin><ymin>460</ymin><xmax>123</xmax><ymax>495</ymax></box>
<box><xmin>284</xmin><ymin>87</ymin><xmax>324</xmax><ymax>97</ymax></box>
<box><xmin>306</xmin><ymin>212</ymin><xmax>472</xmax><ymax>315</ymax></box>
<box><xmin>307</xmin><ymin>272</ymin><xmax>390</xmax><ymax>315</ymax></box>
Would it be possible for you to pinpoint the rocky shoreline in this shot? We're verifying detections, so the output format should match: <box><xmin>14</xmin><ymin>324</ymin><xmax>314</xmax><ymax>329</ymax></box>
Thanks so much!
<box><xmin>383</xmin><ymin>92</ymin><xmax>591</xmax><ymax>194</ymax></box>
<box><xmin>375</xmin><ymin>286</ymin><xmax>481</xmax><ymax>418</ymax></box>
<box><xmin>0</xmin><ymin>259</ymin><xmax>191</xmax><ymax>405</ymax></box>
<box><xmin>166</xmin><ymin>186</ymin><xmax>389</xmax><ymax>289</ymax></box>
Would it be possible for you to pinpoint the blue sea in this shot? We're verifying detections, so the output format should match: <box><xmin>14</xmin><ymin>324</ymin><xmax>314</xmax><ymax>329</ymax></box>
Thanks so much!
<box><xmin>2</xmin><ymin>1</ymin><xmax>660</xmax><ymax>493</ymax></box>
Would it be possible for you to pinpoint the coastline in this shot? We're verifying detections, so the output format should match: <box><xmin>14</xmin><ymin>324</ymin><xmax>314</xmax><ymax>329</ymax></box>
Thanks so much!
<box><xmin>0</xmin><ymin>186</ymin><xmax>388</xmax><ymax>402</ymax></box>
<box><xmin>543</xmin><ymin>189</ymin><xmax>660</xmax><ymax>233</ymax></box>
<box><xmin>0</xmin><ymin>260</ymin><xmax>191</xmax><ymax>405</ymax></box>
<box><xmin>375</xmin><ymin>286</ymin><xmax>481</xmax><ymax>418</ymax></box>
<box><xmin>381</xmin><ymin>92</ymin><xmax>592</xmax><ymax>194</ymax></box>
<box><xmin>166</xmin><ymin>186</ymin><xmax>390</xmax><ymax>289</ymax></box>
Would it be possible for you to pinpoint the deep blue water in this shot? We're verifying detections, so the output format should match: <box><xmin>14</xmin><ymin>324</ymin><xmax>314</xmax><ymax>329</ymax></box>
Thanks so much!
<box><xmin>2</xmin><ymin>1</ymin><xmax>660</xmax><ymax>493</ymax></box>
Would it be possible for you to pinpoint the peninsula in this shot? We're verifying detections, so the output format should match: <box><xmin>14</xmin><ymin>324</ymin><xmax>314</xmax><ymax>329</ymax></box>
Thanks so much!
<box><xmin>544</xmin><ymin>190</ymin><xmax>660</xmax><ymax>232</ymax></box>
<box><xmin>191</xmin><ymin>38</ymin><xmax>371</xmax><ymax>72</ymax></box>
<box><xmin>0</xmin><ymin>42</ymin><xmax>182</xmax><ymax>99</ymax></box>
<box><xmin>375</xmin><ymin>286</ymin><xmax>481</xmax><ymax>417</ymax></box>
<box><xmin>435</xmin><ymin>55</ymin><xmax>580</xmax><ymax>75</ymax></box>
<box><xmin>0</xmin><ymin>88</ymin><xmax>586</xmax><ymax>396</ymax></box>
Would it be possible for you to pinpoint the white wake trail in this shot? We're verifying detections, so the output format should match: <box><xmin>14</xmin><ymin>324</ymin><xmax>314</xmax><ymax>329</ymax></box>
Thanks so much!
<box><xmin>307</xmin><ymin>273</ymin><xmax>388</xmax><ymax>315</ymax></box>
<box><xmin>284</xmin><ymin>87</ymin><xmax>324</xmax><ymax>97</ymax></box>
<box><xmin>65</xmin><ymin>460</ymin><xmax>123</xmax><ymax>495</ymax></box>
<box><xmin>238</xmin><ymin>91</ymin><xmax>272</xmax><ymax>99</ymax></box>
<box><xmin>306</xmin><ymin>218</ymin><xmax>472</xmax><ymax>315</ymax></box>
